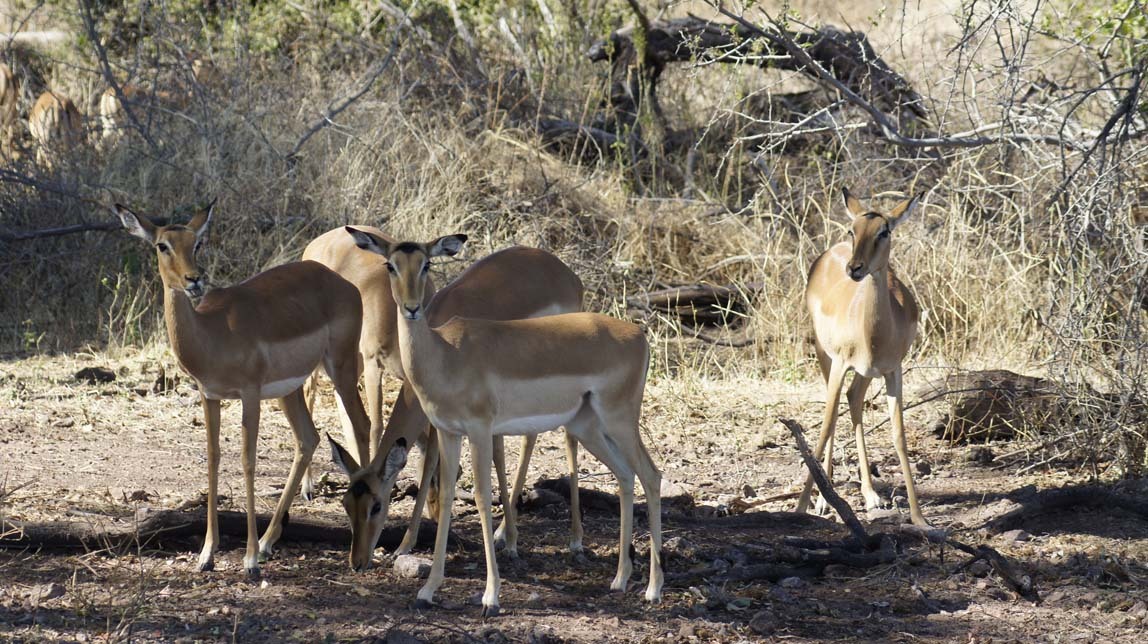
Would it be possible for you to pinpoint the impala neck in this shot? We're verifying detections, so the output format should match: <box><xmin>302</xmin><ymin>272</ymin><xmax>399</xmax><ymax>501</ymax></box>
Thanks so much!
<box><xmin>162</xmin><ymin>287</ymin><xmax>206</xmax><ymax>371</ymax></box>
<box><xmin>852</xmin><ymin>266</ymin><xmax>893</xmax><ymax>334</ymax></box>
<box><xmin>395</xmin><ymin>308</ymin><xmax>450</xmax><ymax>394</ymax></box>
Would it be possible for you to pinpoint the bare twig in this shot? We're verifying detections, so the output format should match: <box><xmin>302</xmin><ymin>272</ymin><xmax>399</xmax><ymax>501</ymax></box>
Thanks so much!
<box><xmin>779</xmin><ymin>417</ymin><xmax>869</xmax><ymax>543</ymax></box>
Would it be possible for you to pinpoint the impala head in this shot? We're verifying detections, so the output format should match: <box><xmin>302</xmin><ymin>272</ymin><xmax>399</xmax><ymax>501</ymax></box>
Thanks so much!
<box><xmin>842</xmin><ymin>188</ymin><xmax>919</xmax><ymax>282</ymax></box>
<box><xmin>344</xmin><ymin>228</ymin><xmax>468</xmax><ymax>320</ymax></box>
<box><xmin>329</xmin><ymin>435</ymin><xmax>408</xmax><ymax>571</ymax></box>
<box><xmin>116</xmin><ymin>201</ymin><xmax>215</xmax><ymax>298</ymax></box>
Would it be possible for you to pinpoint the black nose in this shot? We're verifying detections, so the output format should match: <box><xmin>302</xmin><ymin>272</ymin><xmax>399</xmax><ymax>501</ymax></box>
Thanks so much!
<box><xmin>847</xmin><ymin>264</ymin><xmax>865</xmax><ymax>281</ymax></box>
<box><xmin>404</xmin><ymin>305</ymin><xmax>420</xmax><ymax>316</ymax></box>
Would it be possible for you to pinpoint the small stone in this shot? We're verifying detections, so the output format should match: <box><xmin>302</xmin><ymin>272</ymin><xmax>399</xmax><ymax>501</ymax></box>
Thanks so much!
<box><xmin>749</xmin><ymin>610</ymin><xmax>777</xmax><ymax>635</ymax></box>
<box><xmin>660</xmin><ymin>479</ymin><xmax>689</xmax><ymax>499</ymax></box>
<box><xmin>999</xmin><ymin>529</ymin><xmax>1032</xmax><ymax>543</ymax></box>
<box><xmin>916</xmin><ymin>461</ymin><xmax>932</xmax><ymax>475</ymax></box>
<box><xmin>677</xmin><ymin>622</ymin><xmax>695</xmax><ymax>639</ymax></box>
<box><xmin>75</xmin><ymin>367</ymin><xmax>116</xmax><ymax>384</ymax></box>
<box><xmin>967</xmin><ymin>560</ymin><xmax>992</xmax><ymax>577</ymax></box>
<box><xmin>965</xmin><ymin>447</ymin><xmax>994</xmax><ymax>465</ymax></box>
<box><xmin>393</xmin><ymin>554</ymin><xmax>432</xmax><ymax>579</ymax></box>
<box><xmin>778</xmin><ymin>576</ymin><xmax>806</xmax><ymax>589</ymax></box>
<box><xmin>51</xmin><ymin>418</ymin><xmax>75</xmax><ymax>428</ymax></box>
<box><xmin>741</xmin><ymin>484</ymin><xmax>756</xmax><ymax>498</ymax></box>
<box><xmin>769</xmin><ymin>586</ymin><xmax>796</xmax><ymax>604</ymax></box>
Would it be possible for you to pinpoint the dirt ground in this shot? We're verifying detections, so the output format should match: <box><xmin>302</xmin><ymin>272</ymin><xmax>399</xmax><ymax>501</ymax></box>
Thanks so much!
<box><xmin>2</xmin><ymin>350</ymin><xmax>1146</xmax><ymax>643</ymax></box>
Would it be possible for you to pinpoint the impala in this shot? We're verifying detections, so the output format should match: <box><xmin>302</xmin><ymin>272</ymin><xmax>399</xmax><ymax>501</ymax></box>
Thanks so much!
<box><xmin>796</xmin><ymin>188</ymin><xmax>929</xmax><ymax>527</ymax></box>
<box><xmin>0</xmin><ymin>63</ymin><xmax>17</xmax><ymax>158</ymax></box>
<box><xmin>29</xmin><ymin>90</ymin><xmax>83</xmax><ymax>166</ymax></box>
<box><xmin>325</xmin><ymin>242</ymin><xmax>585</xmax><ymax>570</ymax></box>
<box><xmin>116</xmin><ymin>202</ymin><xmax>372</xmax><ymax>578</ymax></box>
<box><xmin>346</xmin><ymin>228</ymin><xmax>663</xmax><ymax>616</ymax></box>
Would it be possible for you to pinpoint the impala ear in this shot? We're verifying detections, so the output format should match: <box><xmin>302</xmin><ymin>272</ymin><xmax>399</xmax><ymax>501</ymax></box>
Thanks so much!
<box><xmin>345</xmin><ymin>226</ymin><xmax>388</xmax><ymax>256</ymax></box>
<box><xmin>842</xmin><ymin>188</ymin><xmax>865</xmax><ymax>220</ymax></box>
<box><xmin>188</xmin><ymin>199</ymin><xmax>215</xmax><ymax>244</ymax></box>
<box><xmin>428</xmin><ymin>234</ymin><xmax>467</xmax><ymax>258</ymax></box>
<box><xmin>114</xmin><ymin>204</ymin><xmax>156</xmax><ymax>243</ymax></box>
<box><xmin>887</xmin><ymin>194</ymin><xmax>920</xmax><ymax>230</ymax></box>
<box><xmin>374</xmin><ymin>437</ymin><xmax>408</xmax><ymax>482</ymax></box>
<box><xmin>328</xmin><ymin>433</ymin><xmax>360</xmax><ymax>475</ymax></box>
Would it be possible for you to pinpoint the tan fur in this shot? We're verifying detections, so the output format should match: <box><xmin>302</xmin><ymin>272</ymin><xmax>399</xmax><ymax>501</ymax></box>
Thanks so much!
<box><xmin>347</xmin><ymin>245</ymin><xmax>587</xmax><ymax>569</ymax></box>
<box><xmin>797</xmin><ymin>188</ymin><xmax>929</xmax><ymax>527</ymax></box>
<box><xmin>116</xmin><ymin>203</ymin><xmax>372</xmax><ymax>578</ymax></box>
<box><xmin>348</xmin><ymin>229</ymin><xmax>663</xmax><ymax>615</ymax></box>
<box><xmin>0</xmin><ymin>63</ymin><xmax>18</xmax><ymax>159</ymax></box>
<box><xmin>29</xmin><ymin>91</ymin><xmax>83</xmax><ymax>167</ymax></box>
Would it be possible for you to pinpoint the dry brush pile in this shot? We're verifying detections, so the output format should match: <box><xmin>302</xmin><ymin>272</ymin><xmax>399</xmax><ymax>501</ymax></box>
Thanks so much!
<box><xmin>0</xmin><ymin>0</ymin><xmax>1144</xmax><ymax>474</ymax></box>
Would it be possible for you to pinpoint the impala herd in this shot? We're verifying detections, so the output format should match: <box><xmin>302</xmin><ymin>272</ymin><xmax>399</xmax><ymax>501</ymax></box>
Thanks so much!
<box><xmin>0</xmin><ymin>59</ymin><xmax>214</xmax><ymax>165</ymax></box>
<box><xmin>111</xmin><ymin>187</ymin><xmax>927</xmax><ymax>614</ymax></box>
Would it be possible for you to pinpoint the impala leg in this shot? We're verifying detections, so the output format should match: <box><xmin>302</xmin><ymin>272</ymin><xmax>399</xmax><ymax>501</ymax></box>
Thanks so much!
<box><xmin>197</xmin><ymin>395</ymin><xmax>221</xmax><ymax>572</ymax></box>
<box><xmin>363</xmin><ymin>357</ymin><xmax>385</xmax><ymax>456</ymax></box>
<box><xmin>416</xmin><ymin>429</ymin><xmax>461</xmax><ymax>610</ymax></box>
<box><xmin>569</xmin><ymin>407</ymin><xmax>636</xmax><ymax>593</ymax></box>
<box><xmin>300</xmin><ymin>366</ymin><xmax>324</xmax><ymax>502</ymax></box>
<box><xmin>240</xmin><ymin>393</ymin><xmax>262</xmax><ymax>578</ymax></box>
<box><xmin>397</xmin><ymin>426</ymin><xmax>437</xmax><ymax>556</ymax></box>
<box><xmin>797</xmin><ymin>359</ymin><xmax>848</xmax><ymax>514</ymax></box>
<box><xmin>259</xmin><ymin>388</ymin><xmax>319</xmax><ymax>560</ymax></box>
<box><xmin>494</xmin><ymin>434</ymin><xmax>536</xmax><ymax>558</ymax></box>
<box><xmin>564</xmin><ymin>431</ymin><xmax>584</xmax><ymax>554</ymax></box>
<box><xmin>328</xmin><ymin>359</ymin><xmax>371</xmax><ymax>473</ymax></box>
<box><xmin>846</xmin><ymin>375</ymin><xmax>883</xmax><ymax>511</ymax></box>
<box><xmin>609</xmin><ymin>409</ymin><xmax>663</xmax><ymax>602</ymax></box>
<box><xmin>469</xmin><ymin>430</ymin><xmax>502</xmax><ymax>617</ymax></box>
<box><xmin>886</xmin><ymin>369</ymin><xmax>930</xmax><ymax>527</ymax></box>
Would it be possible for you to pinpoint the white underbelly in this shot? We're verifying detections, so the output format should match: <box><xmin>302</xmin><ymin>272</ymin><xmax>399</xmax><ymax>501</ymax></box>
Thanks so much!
<box><xmin>491</xmin><ymin>406</ymin><xmax>580</xmax><ymax>436</ymax></box>
<box><xmin>197</xmin><ymin>374</ymin><xmax>310</xmax><ymax>401</ymax></box>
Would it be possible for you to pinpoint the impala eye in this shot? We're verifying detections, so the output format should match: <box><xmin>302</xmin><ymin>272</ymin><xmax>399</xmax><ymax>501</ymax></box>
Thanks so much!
<box><xmin>385</xmin><ymin>262</ymin><xmax>396</xmax><ymax>274</ymax></box>
<box><xmin>420</xmin><ymin>262</ymin><xmax>430</xmax><ymax>274</ymax></box>
<box><xmin>370</xmin><ymin>501</ymin><xmax>383</xmax><ymax>516</ymax></box>
<box><xmin>156</xmin><ymin>242</ymin><xmax>171</xmax><ymax>254</ymax></box>
<box><xmin>878</xmin><ymin>229</ymin><xmax>890</xmax><ymax>239</ymax></box>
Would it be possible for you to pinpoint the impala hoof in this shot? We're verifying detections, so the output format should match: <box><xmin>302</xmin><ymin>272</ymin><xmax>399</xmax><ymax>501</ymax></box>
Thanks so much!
<box><xmin>196</xmin><ymin>559</ymin><xmax>214</xmax><ymax>573</ymax></box>
<box><xmin>245</xmin><ymin>566</ymin><xmax>261</xmax><ymax>581</ymax></box>
<box><xmin>258</xmin><ymin>548</ymin><xmax>273</xmax><ymax>563</ymax></box>
<box><xmin>413</xmin><ymin>598</ymin><xmax>434</xmax><ymax>611</ymax></box>
<box><xmin>481</xmin><ymin>604</ymin><xmax>500</xmax><ymax>618</ymax></box>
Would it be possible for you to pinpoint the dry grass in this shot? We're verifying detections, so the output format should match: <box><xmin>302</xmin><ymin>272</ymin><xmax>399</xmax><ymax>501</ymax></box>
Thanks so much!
<box><xmin>0</xmin><ymin>0</ymin><xmax>1143</xmax><ymax>471</ymax></box>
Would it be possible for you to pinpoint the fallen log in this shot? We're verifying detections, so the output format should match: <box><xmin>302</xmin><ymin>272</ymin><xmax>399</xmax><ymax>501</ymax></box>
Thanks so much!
<box><xmin>588</xmin><ymin>15</ymin><xmax>926</xmax><ymax>125</ymax></box>
<box><xmin>0</xmin><ymin>508</ymin><xmax>451</xmax><ymax>554</ymax></box>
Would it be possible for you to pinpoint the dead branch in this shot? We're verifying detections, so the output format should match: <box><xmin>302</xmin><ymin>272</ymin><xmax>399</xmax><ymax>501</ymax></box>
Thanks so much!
<box><xmin>626</xmin><ymin>282</ymin><xmax>762</xmax><ymax>311</ymax></box>
<box><xmin>779</xmin><ymin>417</ymin><xmax>869</xmax><ymax>543</ymax></box>
<box><xmin>0</xmin><ymin>508</ymin><xmax>450</xmax><ymax>553</ymax></box>
<box><xmin>713</xmin><ymin>6</ymin><xmax>1084</xmax><ymax>151</ymax></box>
<box><xmin>588</xmin><ymin>15</ymin><xmax>926</xmax><ymax>121</ymax></box>
<box><xmin>0</xmin><ymin>221</ymin><xmax>119</xmax><ymax>243</ymax></box>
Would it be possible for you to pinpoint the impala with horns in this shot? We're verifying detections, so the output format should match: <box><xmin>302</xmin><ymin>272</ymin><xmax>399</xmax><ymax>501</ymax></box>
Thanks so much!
<box><xmin>29</xmin><ymin>90</ymin><xmax>82</xmax><ymax>167</ymax></box>
<box><xmin>324</xmin><ymin>240</ymin><xmax>585</xmax><ymax>570</ymax></box>
<box><xmin>796</xmin><ymin>188</ymin><xmax>929</xmax><ymax>527</ymax></box>
<box><xmin>345</xmin><ymin>228</ymin><xmax>662</xmax><ymax>616</ymax></box>
<box><xmin>0</xmin><ymin>63</ymin><xmax>18</xmax><ymax>159</ymax></box>
<box><xmin>116</xmin><ymin>202</ymin><xmax>372</xmax><ymax>578</ymax></box>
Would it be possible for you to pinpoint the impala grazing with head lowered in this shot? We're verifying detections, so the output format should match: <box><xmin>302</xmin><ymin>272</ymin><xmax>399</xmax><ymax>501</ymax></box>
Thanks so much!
<box><xmin>347</xmin><ymin>228</ymin><xmax>663</xmax><ymax>616</ymax></box>
<box><xmin>116</xmin><ymin>203</ymin><xmax>372</xmax><ymax>578</ymax></box>
<box><xmin>321</xmin><ymin>237</ymin><xmax>585</xmax><ymax>570</ymax></box>
<box><xmin>797</xmin><ymin>188</ymin><xmax>929</xmax><ymax>527</ymax></box>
